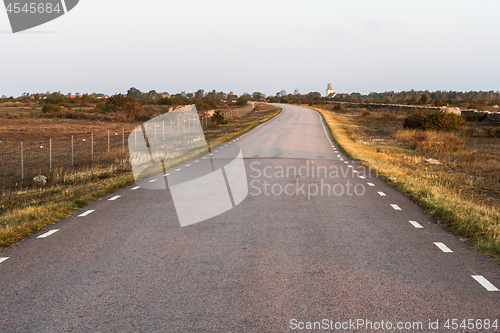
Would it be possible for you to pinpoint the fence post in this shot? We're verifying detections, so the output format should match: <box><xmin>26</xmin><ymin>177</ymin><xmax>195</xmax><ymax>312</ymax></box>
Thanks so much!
<box><xmin>91</xmin><ymin>133</ymin><xmax>94</xmax><ymax>161</ymax></box>
<box><xmin>49</xmin><ymin>138</ymin><xmax>52</xmax><ymax>172</ymax></box>
<box><xmin>21</xmin><ymin>142</ymin><xmax>24</xmax><ymax>180</ymax></box>
<box><xmin>71</xmin><ymin>135</ymin><xmax>74</xmax><ymax>166</ymax></box>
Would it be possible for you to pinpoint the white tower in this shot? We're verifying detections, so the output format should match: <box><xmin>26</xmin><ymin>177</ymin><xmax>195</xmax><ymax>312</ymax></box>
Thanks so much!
<box><xmin>326</xmin><ymin>83</ymin><xmax>336</xmax><ymax>97</ymax></box>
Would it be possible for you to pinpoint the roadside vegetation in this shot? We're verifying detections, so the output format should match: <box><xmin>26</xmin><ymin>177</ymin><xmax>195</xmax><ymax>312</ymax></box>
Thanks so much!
<box><xmin>0</xmin><ymin>103</ymin><xmax>281</xmax><ymax>250</ymax></box>
<box><xmin>312</xmin><ymin>104</ymin><xmax>500</xmax><ymax>262</ymax></box>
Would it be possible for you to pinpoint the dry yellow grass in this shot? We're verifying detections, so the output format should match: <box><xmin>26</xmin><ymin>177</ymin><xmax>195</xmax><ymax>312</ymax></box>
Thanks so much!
<box><xmin>312</xmin><ymin>106</ymin><xmax>500</xmax><ymax>261</ymax></box>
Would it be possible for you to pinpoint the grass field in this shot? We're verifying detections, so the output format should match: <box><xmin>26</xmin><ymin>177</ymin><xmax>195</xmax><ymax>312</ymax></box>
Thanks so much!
<box><xmin>0</xmin><ymin>104</ymin><xmax>281</xmax><ymax>250</ymax></box>
<box><xmin>312</xmin><ymin>104</ymin><xmax>500</xmax><ymax>262</ymax></box>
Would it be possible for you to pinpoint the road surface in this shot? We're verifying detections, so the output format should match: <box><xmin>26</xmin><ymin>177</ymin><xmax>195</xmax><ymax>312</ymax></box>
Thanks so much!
<box><xmin>1</xmin><ymin>104</ymin><xmax>499</xmax><ymax>332</ymax></box>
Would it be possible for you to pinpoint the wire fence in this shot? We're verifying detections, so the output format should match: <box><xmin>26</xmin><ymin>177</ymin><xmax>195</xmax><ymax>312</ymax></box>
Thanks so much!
<box><xmin>0</xmin><ymin>129</ymin><xmax>131</xmax><ymax>186</ymax></box>
<box><xmin>0</xmin><ymin>104</ymin><xmax>256</xmax><ymax>186</ymax></box>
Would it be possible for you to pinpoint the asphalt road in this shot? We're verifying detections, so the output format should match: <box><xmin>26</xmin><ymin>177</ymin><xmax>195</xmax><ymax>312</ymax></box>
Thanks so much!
<box><xmin>1</xmin><ymin>104</ymin><xmax>499</xmax><ymax>332</ymax></box>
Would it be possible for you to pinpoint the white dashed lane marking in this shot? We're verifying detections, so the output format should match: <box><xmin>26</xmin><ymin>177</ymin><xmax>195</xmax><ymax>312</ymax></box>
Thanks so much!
<box><xmin>377</xmin><ymin>192</ymin><xmax>386</xmax><ymax>196</ymax></box>
<box><xmin>368</xmin><ymin>183</ymin><xmax>375</xmax><ymax>186</ymax></box>
<box><xmin>78</xmin><ymin>210</ymin><xmax>95</xmax><ymax>217</ymax></box>
<box><xmin>391</xmin><ymin>204</ymin><xmax>402</xmax><ymax>211</ymax></box>
<box><xmin>37</xmin><ymin>229</ymin><xmax>59</xmax><ymax>239</ymax></box>
<box><xmin>175</xmin><ymin>169</ymin><xmax>181</xmax><ymax>172</ymax></box>
<box><xmin>472</xmin><ymin>276</ymin><xmax>499</xmax><ymax>291</ymax></box>
<box><xmin>131</xmin><ymin>186</ymin><xmax>140</xmax><ymax>190</ymax></box>
<box><xmin>108</xmin><ymin>195</ymin><xmax>121</xmax><ymax>201</ymax></box>
<box><xmin>0</xmin><ymin>257</ymin><xmax>9</xmax><ymax>264</ymax></box>
<box><xmin>149</xmin><ymin>179</ymin><xmax>158</xmax><ymax>183</ymax></box>
<box><xmin>409</xmin><ymin>221</ymin><xmax>423</xmax><ymax>228</ymax></box>
<box><xmin>186</xmin><ymin>164</ymin><xmax>191</xmax><ymax>167</ymax></box>
<box><xmin>434</xmin><ymin>242</ymin><xmax>453</xmax><ymax>253</ymax></box>
<box><xmin>359</xmin><ymin>176</ymin><xmax>365</xmax><ymax>179</ymax></box>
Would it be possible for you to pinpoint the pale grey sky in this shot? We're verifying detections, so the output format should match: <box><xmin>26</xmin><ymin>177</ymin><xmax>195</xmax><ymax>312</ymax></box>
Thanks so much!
<box><xmin>1</xmin><ymin>0</ymin><xmax>499</xmax><ymax>97</ymax></box>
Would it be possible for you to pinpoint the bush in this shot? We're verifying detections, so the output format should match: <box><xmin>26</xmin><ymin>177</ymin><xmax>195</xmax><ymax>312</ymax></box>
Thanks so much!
<box><xmin>360</xmin><ymin>110</ymin><xmax>371</xmax><ymax>117</ymax></box>
<box><xmin>121</xmin><ymin>101</ymin><xmax>150</xmax><ymax>121</ymax></box>
<box><xmin>309</xmin><ymin>99</ymin><xmax>325</xmax><ymax>106</ymax></box>
<box><xmin>383</xmin><ymin>112</ymin><xmax>397</xmax><ymax>120</ymax></box>
<box><xmin>211</xmin><ymin>110</ymin><xmax>227</xmax><ymax>125</ymax></box>
<box><xmin>464</xmin><ymin>112</ymin><xmax>488</xmax><ymax>122</ymax></box>
<box><xmin>482</xmin><ymin>127</ymin><xmax>500</xmax><ymax>138</ymax></box>
<box><xmin>58</xmin><ymin>102</ymin><xmax>73</xmax><ymax>109</ymax></box>
<box><xmin>333</xmin><ymin>103</ymin><xmax>342</xmax><ymax>110</ymax></box>
<box><xmin>403</xmin><ymin>110</ymin><xmax>465</xmax><ymax>132</ymax></box>
<box><xmin>105</xmin><ymin>94</ymin><xmax>135</xmax><ymax>111</ymax></box>
<box><xmin>42</xmin><ymin>103</ymin><xmax>60</xmax><ymax>113</ymax></box>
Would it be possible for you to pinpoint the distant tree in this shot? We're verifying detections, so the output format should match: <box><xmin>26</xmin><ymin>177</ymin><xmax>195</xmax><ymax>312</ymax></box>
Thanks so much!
<box><xmin>216</xmin><ymin>91</ymin><xmax>226</xmax><ymax>100</ymax></box>
<box><xmin>280</xmin><ymin>90</ymin><xmax>287</xmax><ymax>97</ymax></box>
<box><xmin>419</xmin><ymin>93</ymin><xmax>429</xmax><ymax>105</ymax></box>
<box><xmin>307</xmin><ymin>92</ymin><xmax>322</xmax><ymax>100</ymax></box>
<box><xmin>127</xmin><ymin>87</ymin><xmax>142</xmax><ymax>98</ymax></box>
<box><xmin>227</xmin><ymin>92</ymin><xmax>235</xmax><ymax>103</ymax></box>
<box><xmin>252</xmin><ymin>92</ymin><xmax>263</xmax><ymax>101</ymax></box>
<box><xmin>194</xmin><ymin>89</ymin><xmax>205</xmax><ymax>99</ymax></box>
<box><xmin>236</xmin><ymin>95</ymin><xmax>249</xmax><ymax>106</ymax></box>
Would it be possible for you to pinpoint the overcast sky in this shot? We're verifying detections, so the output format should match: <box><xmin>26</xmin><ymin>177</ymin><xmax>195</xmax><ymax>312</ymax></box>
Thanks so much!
<box><xmin>1</xmin><ymin>0</ymin><xmax>499</xmax><ymax>97</ymax></box>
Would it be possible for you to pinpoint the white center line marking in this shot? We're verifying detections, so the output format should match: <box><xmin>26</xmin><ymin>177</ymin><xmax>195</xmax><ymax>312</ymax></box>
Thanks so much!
<box><xmin>149</xmin><ymin>179</ymin><xmax>158</xmax><ymax>183</ymax></box>
<box><xmin>359</xmin><ymin>176</ymin><xmax>366</xmax><ymax>179</ymax></box>
<box><xmin>391</xmin><ymin>204</ymin><xmax>402</xmax><ymax>211</ymax></box>
<box><xmin>202</xmin><ymin>157</ymin><xmax>207</xmax><ymax>159</ymax></box>
<box><xmin>79</xmin><ymin>210</ymin><xmax>95</xmax><ymax>217</ymax></box>
<box><xmin>434</xmin><ymin>242</ymin><xmax>453</xmax><ymax>253</ymax></box>
<box><xmin>0</xmin><ymin>257</ymin><xmax>9</xmax><ymax>264</ymax></box>
<box><xmin>377</xmin><ymin>192</ymin><xmax>386</xmax><ymax>196</ymax></box>
<box><xmin>344</xmin><ymin>161</ymin><xmax>348</xmax><ymax>164</ymax></box>
<box><xmin>37</xmin><ymin>229</ymin><xmax>59</xmax><ymax>238</ymax></box>
<box><xmin>164</xmin><ymin>173</ymin><xmax>170</xmax><ymax>177</ymax></box>
<box><xmin>368</xmin><ymin>183</ymin><xmax>375</xmax><ymax>186</ymax></box>
<box><xmin>131</xmin><ymin>186</ymin><xmax>140</xmax><ymax>190</ymax></box>
<box><xmin>409</xmin><ymin>221</ymin><xmax>423</xmax><ymax>228</ymax></box>
<box><xmin>108</xmin><ymin>195</ymin><xmax>121</xmax><ymax>201</ymax></box>
<box><xmin>337</xmin><ymin>155</ymin><xmax>341</xmax><ymax>157</ymax></box>
<box><xmin>472</xmin><ymin>275</ymin><xmax>499</xmax><ymax>291</ymax></box>
<box><xmin>175</xmin><ymin>169</ymin><xmax>181</xmax><ymax>172</ymax></box>
<box><xmin>194</xmin><ymin>160</ymin><xmax>199</xmax><ymax>163</ymax></box>
<box><xmin>186</xmin><ymin>164</ymin><xmax>191</xmax><ymax>167</ymax></box>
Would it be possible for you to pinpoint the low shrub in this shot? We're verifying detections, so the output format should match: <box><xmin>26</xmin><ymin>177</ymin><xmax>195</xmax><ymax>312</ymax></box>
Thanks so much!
<box><xmin>211</xmin><ymin>110</ymin><xmax>228</xmax><ymax>125</ymax></box>
<box><xmin>58</xmin><ymin>102</ymin><xmax>74</xmax><ymax>109</ymax></box>
<box><xmin>382</xmin><ymin>112</ymin><xmax>397</xmax><ymax>120</ymax></box>
<box><xmin>42</xmin><ymin>103</ymin><xmax>60</xmax><ymax>113</ymax></box>
<box><xmin>403</xmin><ymin>110</ymin><xmax>466</xmax><ymax>132</ymax></box>
<box><xmin>360</xmin><ymin>109</ymin><xmax>371</xmax><ymax>117</ymax></box>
